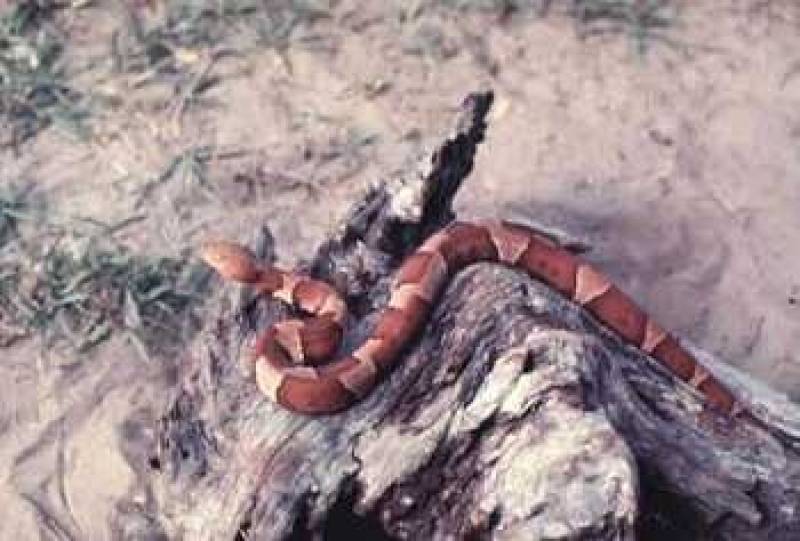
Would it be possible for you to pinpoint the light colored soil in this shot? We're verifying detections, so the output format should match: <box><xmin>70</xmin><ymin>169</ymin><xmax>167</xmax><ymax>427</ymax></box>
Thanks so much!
<box><xmin>1</xmin><ymin>1</ymin><xmax>798</xmax><ymax>537</ymax></box>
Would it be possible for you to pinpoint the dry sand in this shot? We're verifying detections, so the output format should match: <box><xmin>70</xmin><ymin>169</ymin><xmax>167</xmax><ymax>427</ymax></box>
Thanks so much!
<box><xmin>1</xmin><ymin>1</ymin><xmax>798</xmax><ymax>538</ymax></box>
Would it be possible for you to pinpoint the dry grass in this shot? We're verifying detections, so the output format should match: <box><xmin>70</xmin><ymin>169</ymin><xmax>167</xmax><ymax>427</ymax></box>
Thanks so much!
<box><xmin>0</xmin><ymin>1</ymin><xmax>335</xmax><ymax>148</ymax></box>
<box><xmin>569</xmin><ymin>0</ymin><xmax>673</xmax><ymax>46</ymax></box>
<box><xmin>109</xmin><ymin>0</ymin><xmax>333</xmax><ymax>115</ymax></box>
<box><xmin>437</xmin><ymin>0</ymin><xmax>674</xmax><ymax>49</ymax></box>
<box><xmin>0</xmin><ymin>186</ymin><xmax>210</xmax><ymax>357</ymax></box>
<box><xmin>0</xmin><ymin>0</ymin><xmax>89</xmax><ymax>148</ymax></box>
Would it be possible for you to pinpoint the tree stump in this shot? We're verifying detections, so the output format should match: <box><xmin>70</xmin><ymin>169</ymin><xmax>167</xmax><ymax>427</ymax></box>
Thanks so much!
<box><xmin>149</xmin><ymin>92</ymin><xmax>800</xmax><ymax>540</ymax></box>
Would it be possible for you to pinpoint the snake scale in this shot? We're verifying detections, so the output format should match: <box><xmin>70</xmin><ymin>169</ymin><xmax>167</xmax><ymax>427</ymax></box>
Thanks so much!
<box><xmin>201</xmin><ymin>220</ymin><xmax>746</xmax><ymax>418</ymax></box>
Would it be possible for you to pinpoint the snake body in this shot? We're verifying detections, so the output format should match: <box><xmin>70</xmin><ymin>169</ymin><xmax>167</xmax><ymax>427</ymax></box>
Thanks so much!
<box><xmin>201</xmin><ymin>220</ymin><xmax>744</xmax><ymax>417</ymax></box>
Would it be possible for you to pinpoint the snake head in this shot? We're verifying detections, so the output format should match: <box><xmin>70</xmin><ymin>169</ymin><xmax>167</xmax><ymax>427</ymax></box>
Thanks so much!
<box><xmin>199</xmin><ymin>240</ymin><xmax>262</xmax><ymax>283</ymax></box>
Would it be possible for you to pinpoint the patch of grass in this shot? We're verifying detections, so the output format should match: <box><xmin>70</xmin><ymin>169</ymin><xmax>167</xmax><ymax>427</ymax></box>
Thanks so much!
<box><xmin>133</xmin><ymin>144</ymin><xmax>248</xmax><ymax>209</ymax></box>
<box><xmin>0</xmin><ymin>188</ymin><xmax>211</xmax><ymax>357</ymax></box>
<box><xmin>570</xmin><ymin>0</ymin><xmax>673</xmax><ymax>47</ymax></box>
<box><xmin>0</xmin><ymin>0</ymin><xmax>88</xmax><ymax>147</ymax></box>
<box><xmin>435</xmin><ymin>0</ymin><xmax>674</xmax><ymax>49</ymax></box>
<box><xmin>435</xmin><ymin>0</ymin><xmax>525</xmax><ymax>11</ymax></box>
<box><xmin>0</xmin><ymin>184</ymin><xmax>30</xmax><ymax>246</ymax></box>
<box><xmin>134</xmin><ymin>146</ymin><xmax>213</xmax><ymax>209</ymax></box>
<box><xmin>110</xmin><ymin>1</ymin><xmax>333</xmax><ymax>113</ymax></box>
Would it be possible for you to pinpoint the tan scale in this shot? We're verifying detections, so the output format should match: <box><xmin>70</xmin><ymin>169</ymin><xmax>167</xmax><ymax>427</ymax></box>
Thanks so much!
<box><xmin>482</xmin><ymin>220</ymin><xmax>531</xmax><ymax>264</ymax></box>
<box><xmin>255</xmin><ymin>356</ymin><xmax>285</xmax><ymax>401</ymax></box>
<box><xmin>406</xmin><ymin>252</ymin><xmax>448</xmax><ymax>303</ymax></box>
<box><xmin>338</xmin><ymin>359</ymin><xmax>378</xmax><ymax>397</ymax></box>
<box><xmin>641</xmin><ymin>319</ymin><xmax>668</xmax><ymax>354</ymax></box>
<box><xmin>273</xmin><ymin>273</ymin><xmax>303</xmax><ymax>305</ymax></box>
<box><xmin>574</xmin><ymin>264</ymin><xmax>613</xmax><ymax>305</ymax></box>
<box><xmin>688</xmin><ymin>364</ymin><xmax>711</xmax><ymax>389</ymax></box>
<box><xmin>285</xmin><ymin>365</ymin><xmax>322</xmax><ymax>380</ymax></box>
<box><xmin>353</xmin><ymin>338</ymin><xmax>384</xmax><ymax>367</ymax></box>
<box><xmin>273</xmin><ymin>320</ymin><xmax>306</xmax><ymax>363</ymax></box>
<box><xmin>419</xmin><ymin>229</ymin><xmax>451</xmax><ymax>254</ymax></box>
<box><xmin>319</xmin><ymin>293</ymin><xmax>348</xmax><ymax>323</ymax></box>
<box><xmin>389</xmin><ymin>282</ymin><xmax>425</xmax><ymax>311</ymax></box>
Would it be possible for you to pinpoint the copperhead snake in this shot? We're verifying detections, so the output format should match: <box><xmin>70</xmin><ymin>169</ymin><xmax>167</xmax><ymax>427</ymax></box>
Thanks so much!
<box><xmin>200</xmin><ymin>220</ymin><xmax>746</xmax><ymax>418</ymax></box>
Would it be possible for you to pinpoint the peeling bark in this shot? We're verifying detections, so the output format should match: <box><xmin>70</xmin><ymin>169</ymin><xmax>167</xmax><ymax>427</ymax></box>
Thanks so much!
<box><xmin>148</xmin><ymin>91</ymin><xmax>800</xmax><ymax>540</ymax></box>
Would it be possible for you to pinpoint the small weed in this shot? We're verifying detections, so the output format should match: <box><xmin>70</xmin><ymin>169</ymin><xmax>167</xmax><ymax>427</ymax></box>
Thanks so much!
<box><xmin>134</xmin><ymin>144</ymin><xmax>248</xmax><ymax>209</ymax></box>
<box><xmin>0</xmin><ymin>188</ymin><xmax>211</xmax><ymax>356</ymax></box>
<box><xmin>436</xmin><ymin>0</ymin><xmax>526</xmax><ymax>11</ymax></box>
<box><xmin>433</xmin><ymin>0</ymin><xmax>674</xmax><ymax>50</ymax></box>
<box><xmin>0</xmin><ymin>0</ymin><xmax>88</xmax><ymax>147</ymax></box>
<box><xmin>110</xmin><ymin>1</ymin><xmax>333</xmax><ymax>112</ymax></box>
<box><xmin>0</xmin><ymin>184</ymin><xmax>31</xmax><ymax>246</ymax></box>
<box><xmin>570</xmin><ymin>0</ymin><xmax>673</xmax><ymax>49</ymax></box>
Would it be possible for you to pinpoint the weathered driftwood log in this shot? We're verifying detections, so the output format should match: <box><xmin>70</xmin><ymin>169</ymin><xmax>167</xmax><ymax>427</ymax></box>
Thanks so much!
<box><xmin>150</xmin><ymin>92</ymin><xmax>800</xmax><ymax>540</ymax></box>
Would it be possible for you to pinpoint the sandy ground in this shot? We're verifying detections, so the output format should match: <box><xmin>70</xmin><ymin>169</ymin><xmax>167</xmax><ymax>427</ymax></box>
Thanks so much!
<box><xmin>1</xmin><ymin>1</ymin><xmax>799</xmax><ymax>538</ymax></box>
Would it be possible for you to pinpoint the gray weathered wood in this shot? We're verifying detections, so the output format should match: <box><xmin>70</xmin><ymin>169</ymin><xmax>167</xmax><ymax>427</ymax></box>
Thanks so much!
<box><xmin>150</xmin><ymin>91</ymin><xmax>800</xmax><ymax>540</ymax></box>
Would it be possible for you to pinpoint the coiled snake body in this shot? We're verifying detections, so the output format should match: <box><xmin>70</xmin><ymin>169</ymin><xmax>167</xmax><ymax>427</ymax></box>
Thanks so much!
<box><xmin>201</xmin><ymin>220</ymin><xmax>744</xmax><ymax>417</ymax></box>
